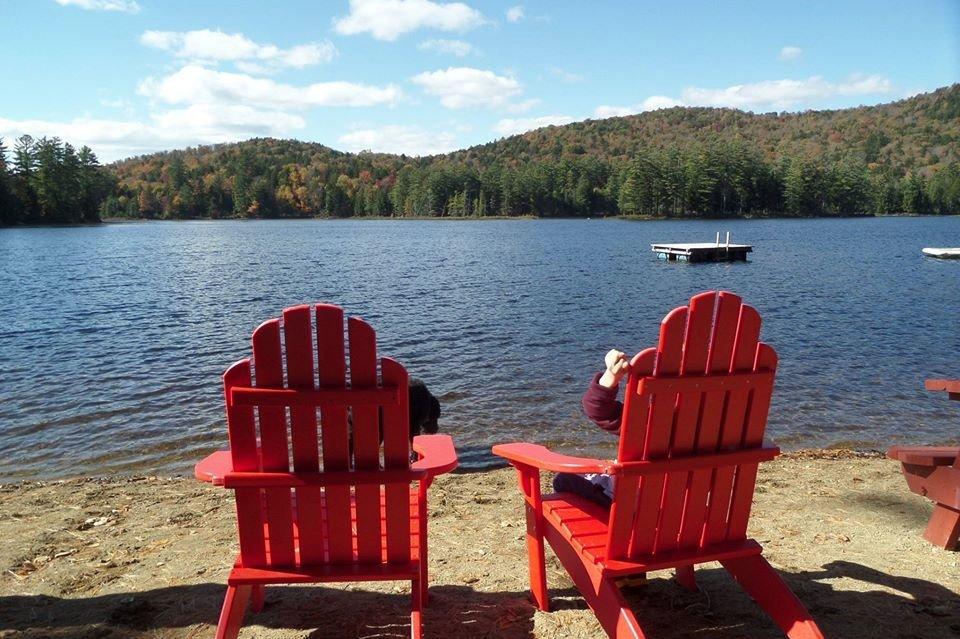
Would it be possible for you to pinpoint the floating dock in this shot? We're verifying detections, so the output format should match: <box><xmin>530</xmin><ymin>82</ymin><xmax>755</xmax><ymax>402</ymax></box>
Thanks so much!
<box><xmin>652</xmin><ymin>232</ymin><xmax>752</xmax><ymax>262</ymax></box>
<box><xmin>922</xmin><ymin>247</ymin><xmax>960</xmax><ymax>259</ymax></box>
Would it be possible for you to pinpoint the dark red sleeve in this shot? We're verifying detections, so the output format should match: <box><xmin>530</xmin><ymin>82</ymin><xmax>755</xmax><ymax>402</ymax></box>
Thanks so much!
<box><xmin>581</xmin><ymin>372</ymin><xmax>623</xmax><ymax>433</ymax></box>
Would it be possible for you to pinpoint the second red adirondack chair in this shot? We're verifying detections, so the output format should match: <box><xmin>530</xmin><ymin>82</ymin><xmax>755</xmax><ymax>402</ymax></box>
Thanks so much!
<box><xmin>493</xmin><ymin>291</ymin><xmax>825</xmax><ymax>638</ymax></box>
<box><xmin>196</xmin><ymin>303</ymin><xmax>458</xmax><ymax>639</ymax></box>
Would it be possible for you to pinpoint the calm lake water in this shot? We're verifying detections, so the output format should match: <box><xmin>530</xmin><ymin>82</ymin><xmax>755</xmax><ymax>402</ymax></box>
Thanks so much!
<box><xmin>1</xmin><ymin>217</ymin><xmax>959</xmax><ymax>480</ymax></box>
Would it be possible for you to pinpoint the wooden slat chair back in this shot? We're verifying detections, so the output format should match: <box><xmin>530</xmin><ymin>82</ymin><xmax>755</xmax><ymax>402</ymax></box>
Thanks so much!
<box><xmin>196</xmin><ymin>303</ymin><xmax>458</xmax><ymax>639</ymax></box>
<box><xmin>605</xmin><ymin>290</ymin><xmax>778</xmax><ymax>563</ymax></box>
<box><xmin>225</xmin><ymin>303</ymin><xmax>413</xmax><ymax>570</ymax></box>
<box><xmin>493</xmin><ymin>291</ymin><xmax>825</xmax><ymax>639</ymax></box>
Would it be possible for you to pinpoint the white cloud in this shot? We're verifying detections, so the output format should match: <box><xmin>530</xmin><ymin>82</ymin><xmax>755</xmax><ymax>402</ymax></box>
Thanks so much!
<box><xmin>334</xmin><ymin>0</ymin><xmax>485</xmax><ymax>41</ymax></box>
<box><xmin>36</xmin><ymin>62</ymin><xmax>401</xmax><ymax>160</ymax></box>
<box><xmin>418</xmin><ymin>38</ymin><xmax>473</xmax><ymax>57</ymax></box>
<box><xmin>99</xmin><ymin>97</ymin><xmax>130</xmax><ymax>109</ymax></box>
<box><xmin>140</xmin><ymin>30</ymin><xmax>337</xmax><ymax>72</ymax></box>
<box><xmin>0</xmin><ymin>107</ymin><xmax>305</xmax><ymax>162</ymax></box>
<box><xmin>411</xmin><ymin>66</ymin><xmax>530</xmax><ymax>110</ymax></box>
<box><xmin>594</xmin><ymin>95</ymin><xmax>684</xmax><ymax>118</ymax></box>
<box><xmin>593</xmin><ymin>74</ymin><xmax>893</xmax><ymax>117</ymax></box>
<box><xmin>150</xmin><ymin>105</ymin><xmax>305</xmax><ymax>136</ymax></box>
<box><xmin>138</xmin><ymin>65</ymin><xmax>402</xmax><ymax>109</ymax></box>
<box><xmin>681</xmin><ymin>74</ymin><xmax>892</xmax><ymax>110</ymax></box>
<box><xmin>338</xmin><ymin>124</ymin><xmax>459</xmax><ymax>156</ymax></box>
<box><xmin>779</xmin><ymin>46</ymin><xmax>803</xmax><ymax>61</ymax></box>
<box><xmin>506</xmin><ymin>6</ymin><xmax>524</xmax><ymax>22</ymax></box>
<box><xmin>493</xmin><ymin>115</ymin><xmax>575</xmax><ymax>136</ymax></box>
<box><xmin>550</xmin><ymin>67</ymin><xmax>584</xmax><ymax>83</ymax></box>
<box><xmin>53</xmin><ymin>0</ymin><xmax>139</xmax><ymax>13</ymax></box>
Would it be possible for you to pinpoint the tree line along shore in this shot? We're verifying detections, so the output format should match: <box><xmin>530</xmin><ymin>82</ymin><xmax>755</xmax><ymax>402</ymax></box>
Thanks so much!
<box><xmin>2</xmin><ymin>85</ymin><xmax>958</xmax><ymax>225</ymax></box>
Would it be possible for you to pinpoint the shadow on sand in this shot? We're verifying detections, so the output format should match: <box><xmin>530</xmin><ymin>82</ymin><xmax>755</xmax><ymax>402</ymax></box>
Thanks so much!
<box><xmin>1</xmin><ymin>561</ymin><xmax>957</xmax><ymax>638</ymax></box>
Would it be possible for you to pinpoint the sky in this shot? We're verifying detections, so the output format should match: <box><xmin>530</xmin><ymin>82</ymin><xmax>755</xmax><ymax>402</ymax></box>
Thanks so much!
<box><xmin>0</xmin><ymin>0</ymin><xmax>957</xmax><ymax>162</ymax></box>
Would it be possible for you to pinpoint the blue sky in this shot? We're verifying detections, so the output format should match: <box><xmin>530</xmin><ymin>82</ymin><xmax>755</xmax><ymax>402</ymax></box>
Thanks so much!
<box><xmin>1</xmin><ymin>0</ymin><xmax>957</xmax><ymax>162</ymax></box>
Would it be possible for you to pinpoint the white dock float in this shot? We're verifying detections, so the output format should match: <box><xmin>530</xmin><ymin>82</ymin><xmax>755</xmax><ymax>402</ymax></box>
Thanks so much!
<box><xmin>922</xmin><ymin>247</ymin><xmax>960</xmax><ymax>259</ymax></box>
<box><xmin>652</xmin><ymin>232</ymin><xmax>752</xmax><ymax>262</ymax></box>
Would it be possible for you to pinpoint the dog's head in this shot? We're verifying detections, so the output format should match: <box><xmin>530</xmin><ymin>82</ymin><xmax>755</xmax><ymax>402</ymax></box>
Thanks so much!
<box><xmin>408</xmin><ymin>378</ymin><xmax>441</xmax><ymax>439</ymax></box>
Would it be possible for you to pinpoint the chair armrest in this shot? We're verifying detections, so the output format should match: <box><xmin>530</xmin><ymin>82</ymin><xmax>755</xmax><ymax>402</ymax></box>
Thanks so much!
<box><xmin>195</xmin><ymin>450</ymin><xmax>232</xmax><ymax>486</ymax></box>
<box><xmin>925</xmin><ymin>379</ymin><xmax>960</xmax><ymax>393</ymax></box>
<box><xmin>491</xmin><ymin>443</ymin><xmax>612</xmax><ymax>474</ymax></box>
<box><xmin>411</xmin><ymin>434</ymin><xmax>458</xmax><ymax>477</ymax></box>
<box><xmin>888</xmin><ymin>445</ymin><xmax>960</xmax><ymax>466</ymax></box>
<box><xmin>925</xmin><ymin>378</ymin><xmax>960</xmax><ymax>401</ymax></box>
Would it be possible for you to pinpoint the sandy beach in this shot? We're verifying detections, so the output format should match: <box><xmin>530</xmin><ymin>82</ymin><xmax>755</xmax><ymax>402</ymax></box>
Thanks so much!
<box><xmin>1</xmin><ymin>450</ymin><xmax>958</xmax><ymax>638</ymax></box>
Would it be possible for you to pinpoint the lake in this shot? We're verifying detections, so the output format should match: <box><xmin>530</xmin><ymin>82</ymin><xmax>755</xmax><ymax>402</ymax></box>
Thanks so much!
<box><xmin>1</xmin><ymin>217</ymin><xmax>958</xmax><ymax>480</ymax></box>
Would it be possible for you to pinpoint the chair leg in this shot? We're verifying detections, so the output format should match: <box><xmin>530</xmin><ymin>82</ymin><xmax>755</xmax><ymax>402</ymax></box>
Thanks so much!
<box><xmin>675</xmin><ymin>565</ymin><xmax>697</xmax><ymax>592</ymax></box>
<box><xmin>721</xmin><ymin>555</ymin><xmax>825</xmax><ymax>639</ymax></box>
<box><xmin>419</xmin><ymin>497</ymin><xmax>430</xmax><ymax>605</ymax></box>
<box><xmin>544</xmin><ymin>525</ymin><xmax>646</xmax><ymax>639</ymax></box>
<box><xmin>251</xmin><ymin>585</ymin><xmax>265</xmax><ymax>613</ymax></box>
<box><xmin>923</xmin><ymin>503</ymin><xmax>960</xmax><ymax>550</ymax></box>
<box><xmin>411</xmin><ymin>577</ymin><xmax>423</xmax><ymax>639</ymax></box>
<box><xmin>524</xmin><ymin>498</ymin><xmax>550</xmax><ymax>611</ymax></box>
<box><xmin>567</xmin><ymin>565</ymin><xmax>647</xmax><ymax>637</ymax></box>
<box><xmin>595</xmin><ymin>575</ymin><xmax>648</xmax><ymax>639</ymax></box>
<box><xmin>215</xmin><ymin>585</ymin><xmax>252</xmax><ymax>639</ymax></box>
<box><xmin>418</xmin><ymin>559</ymin><xmax>429</xmax><ymax>607</ymax></box>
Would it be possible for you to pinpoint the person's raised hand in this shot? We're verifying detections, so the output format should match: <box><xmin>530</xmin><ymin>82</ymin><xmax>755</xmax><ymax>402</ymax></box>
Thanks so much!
<box><xmin>599</xmin><ymin>349</ymin><xmax>629</xmax><ymax>388</ymax></box>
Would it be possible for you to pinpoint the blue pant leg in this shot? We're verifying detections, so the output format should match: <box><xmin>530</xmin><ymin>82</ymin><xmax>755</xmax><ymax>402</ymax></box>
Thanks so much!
<box><xmin>552</xmin><ymin>473</ymin><xmax>612</xmax><ymax>508</ymax></box>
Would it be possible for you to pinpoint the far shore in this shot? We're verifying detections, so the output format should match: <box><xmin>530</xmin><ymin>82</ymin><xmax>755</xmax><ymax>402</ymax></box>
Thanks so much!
<box><xmin>90</xmin><ymin>211</ymin><xmax>955</xmax><ymax>224</ymax></box>
<box><xmin>2</xmin><ymin>449</ymin><xmax>958</xmax><ymax>638</ymax></box>
<box><xmin>3</xmin><ymin>212</ymin><xmax>958</xmax><ymax>229</ymax></box>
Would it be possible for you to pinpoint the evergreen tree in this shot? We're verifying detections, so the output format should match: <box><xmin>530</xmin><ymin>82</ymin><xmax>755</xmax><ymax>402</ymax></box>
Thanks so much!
<box><xmin>902</xmin><ymin>173</ymin><xmax>930</xmax><ymax>214</ymax></box>
<box><xmin>927</xmin><ymin>164</ymin><xmax>960</xmax><ymax>214</ymax></box>
<box><xmin>0</xmin><ymin>137</ymin><xmax>18</xmax><ymax>224</ymax></box>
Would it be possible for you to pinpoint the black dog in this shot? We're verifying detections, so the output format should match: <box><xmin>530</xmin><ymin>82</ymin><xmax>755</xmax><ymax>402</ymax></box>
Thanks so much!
<box><xmin>348</xmin><ymin>378</ymin><xmax>440</xmax><ymax>452</ymax></box>
<box><xmin>408</xmin><ymin>378</ymin><xmax>441</xmax><ymax>439</ymax></box>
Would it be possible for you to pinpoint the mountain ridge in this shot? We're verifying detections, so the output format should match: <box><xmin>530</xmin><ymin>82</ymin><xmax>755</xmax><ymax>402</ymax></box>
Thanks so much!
<box><xmin>9</xmin><ymin>84</ymin><xmax>956</xmax><ymax>222</ymax></box>
<box><xmin>111</xmin><ymin>84</ymin><xmax>959</xmax><ymax>171</ymax></box>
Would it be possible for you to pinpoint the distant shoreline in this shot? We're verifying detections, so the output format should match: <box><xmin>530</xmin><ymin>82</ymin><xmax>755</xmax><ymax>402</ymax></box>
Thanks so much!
<box><xmin>3</xmin><ymin>212</ymin><xmax>958</xmax><ymax>229</ymax></box>
<box><xmin>93</xmin><ymin>211</ymin><xmax>960</xmax><ymax>224</ymax></box>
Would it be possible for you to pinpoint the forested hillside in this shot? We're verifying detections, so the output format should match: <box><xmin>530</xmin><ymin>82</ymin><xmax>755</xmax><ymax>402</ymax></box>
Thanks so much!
<box><xmin>2</xmin><ymin>85</ymin><xmax>958</xmax><ymax>224</ymax></box>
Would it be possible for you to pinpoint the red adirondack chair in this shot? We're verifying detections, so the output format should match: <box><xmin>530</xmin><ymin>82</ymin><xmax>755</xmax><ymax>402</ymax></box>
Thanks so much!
<box><xmin>887</xmin><ymin>378</ymin><xmax>960</xmax><ymax>550</ymax></box>
<box><xmin>195</xmin><ymin>303</ymin><xmax>458</xmax><ymax>639</ymax></box>
<box><xmin>493</xmin><ymin>291</ymin><xmax>825</xmax><ymax>638</ymax></box>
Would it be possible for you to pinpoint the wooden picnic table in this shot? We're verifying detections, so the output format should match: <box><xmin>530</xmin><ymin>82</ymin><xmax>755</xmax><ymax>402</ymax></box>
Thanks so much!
<box><xmin>886</xmin><ymin>377</ymin><xmax>960</xmax><ymax>550</ymax></box>
<box><xmin>924</xmin><ymin>378</ymin><xmax>960</xmax><ymax>401</ymax></box>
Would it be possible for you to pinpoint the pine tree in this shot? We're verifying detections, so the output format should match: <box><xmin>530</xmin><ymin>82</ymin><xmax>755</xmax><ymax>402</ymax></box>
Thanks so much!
<box><xmin>0</xmin><ymin>137</ymin><xmax>18</xmax><ymax>224</ymax></box>
<box><xmin>902</xmin><ymin>173</ymin><xmax>929</xmax><ymax>214</ymax></box>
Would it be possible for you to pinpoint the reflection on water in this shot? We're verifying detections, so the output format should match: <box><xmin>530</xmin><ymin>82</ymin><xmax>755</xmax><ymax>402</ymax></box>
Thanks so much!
<box><xmin>1</xmin><ymin>217</ymin><xmax>958</xmax><ymax>480</ymax></box>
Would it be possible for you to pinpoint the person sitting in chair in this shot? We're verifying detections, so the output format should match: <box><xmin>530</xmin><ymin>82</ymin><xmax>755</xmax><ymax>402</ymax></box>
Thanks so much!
<box><xmin>552</xmin><ymin>349</ymin><xmax>629</xmax><ymax>507</ymax></box>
